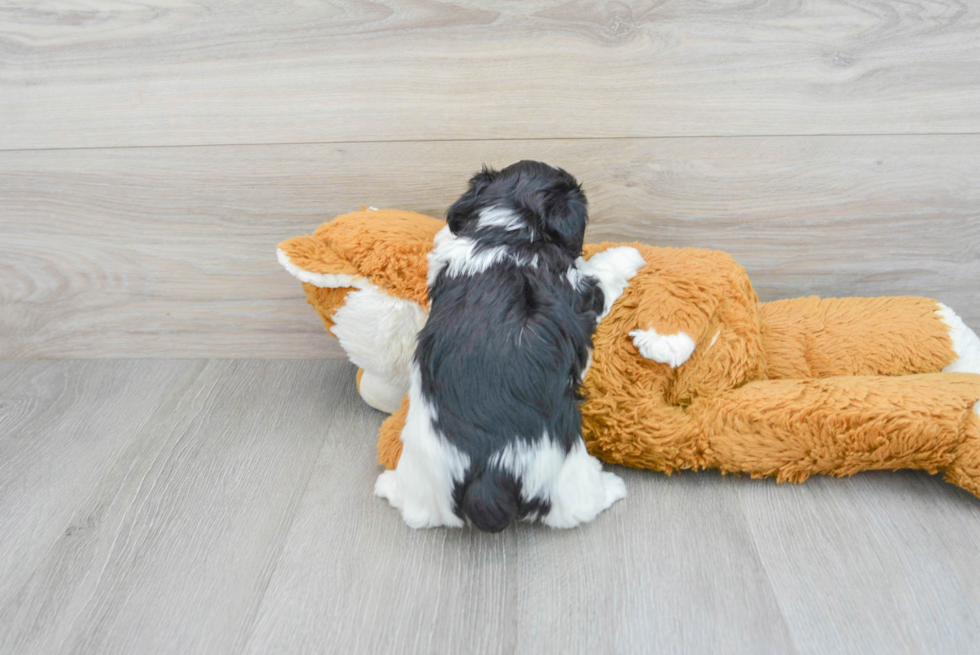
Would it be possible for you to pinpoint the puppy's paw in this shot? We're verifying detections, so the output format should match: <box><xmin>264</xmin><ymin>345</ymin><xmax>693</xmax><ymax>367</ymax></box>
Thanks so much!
<box><xmin>543</xmin><ymin>443</ymin><xmax>626</xmax><ymax>528</ymax></box>
<box><xmin>601</xmin><ymin>471</ymin><xmax>627</xmax><ymax>507</ymax></box>
<box><xmin>374</xmin><ymin>470</ymin><xmax>402</xmax><ymax>508</ymax></box>
<box><xmin>400</xmin><ymin>501</ymin><xmax>465</xmax><ymax>530</ymax></box>
<box><xmin>630</xmin><ymin>328</ymin><xmax>696</xmax><ymax>368</ymax></box>
<box><xmin>375</xmin><ymin>467</ymin><xmax>465</xmax><ymax>529</ymax></box>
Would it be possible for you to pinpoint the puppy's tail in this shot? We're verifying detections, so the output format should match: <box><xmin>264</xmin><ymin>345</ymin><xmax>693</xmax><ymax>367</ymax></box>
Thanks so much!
<box><xmin>460</xmin><ymin>469</ymin><xmax>519</xmax><ymax>533</ymax></box>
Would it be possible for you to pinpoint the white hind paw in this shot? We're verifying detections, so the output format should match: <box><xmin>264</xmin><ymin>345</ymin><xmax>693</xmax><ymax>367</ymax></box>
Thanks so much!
<box><xmin>375</xmin><ymin>469</ymin><xmax>464</xmax><ymax>529</ymax></box>
<box><xmin>543</xmin><ymin>442</ymin><xmax>627</xmax><ymax>529</ymax></box>
<box><xmin>602</xmin><ymin>471</ymin><xmax>627</xmax><ymax>507</ymax></box>
<box><xmin>374</xmin><ymin>470</ymin><xmax>402</xmax><ymax>508</ymax></box>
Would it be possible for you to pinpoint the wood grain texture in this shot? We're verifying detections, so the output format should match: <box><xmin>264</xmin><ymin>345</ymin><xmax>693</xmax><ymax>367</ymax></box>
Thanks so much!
<box><xmin>241</xmin><ymin>366</ymin><xmax>795</xmax><ymax>655</ymax></box>
<box><xmin>5</xmin><ymin>360</ymin><xmax>979</xmax><ymax>654</ymax></box>
<box><xmin>0</xmin><ymin>360</ymin><xmax>350</xmax><ymax>655</ymax></box>
<box><xmin>2</xmin><ymin>136</ymin><xmax>977</xmax><ymax>358</ymax></box>
<box><xmin>239</xmin><ymin>380</ymin><xmax>519</xmax><ymax>655</ymax></box>
<box><xmin>510</xmin><ymin>473</ymin><xmax>797</xmax><ymax>654</ymax></box>
<box><xmin>736</xmin><ymin>472</ymin><xmax>980</xmax><ymax>654</ymax></box>
<box><xmin>0</xmin><ymin>360</ymin><xmax>191</xmax><ymax>606</ymax></box>
<box><xmin>3</xmin><ymin>0</ymin><xmax>980</xmax><ymax>149</ymax></box>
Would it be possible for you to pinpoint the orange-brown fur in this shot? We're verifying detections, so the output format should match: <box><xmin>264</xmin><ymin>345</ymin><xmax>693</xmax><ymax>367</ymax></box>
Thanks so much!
<box><xmin>280</xmin><ymin>210</ymin><xmax>980</xmax><ymax>498</ymax></box>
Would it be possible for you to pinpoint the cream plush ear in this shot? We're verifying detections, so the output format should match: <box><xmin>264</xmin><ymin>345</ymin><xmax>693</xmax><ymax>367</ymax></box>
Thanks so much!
<box><xmin>277</xmin><ymin>232</ymin><xmax>362</xmax><ymax>337</ymax></box>
<box><xmin>278</xmin><ymin>207</ymin><xmax>446</xmax><ymax>299</ymax></box>
<box><xmin>278</xmin><ymin>208</ymin><xmax>443</xmax><ymax>413</ymax></box>
<box><xmin>277</xmin><ymin>233</ymin><xmax>368</xmax><ymax>291</ymax></box>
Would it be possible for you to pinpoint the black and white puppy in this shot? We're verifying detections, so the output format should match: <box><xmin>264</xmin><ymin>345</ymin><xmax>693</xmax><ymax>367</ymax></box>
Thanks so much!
<box><xmin>374</xmin><ymin>160</ymin><xmax>628</xmax><ymax>531</ymax></box>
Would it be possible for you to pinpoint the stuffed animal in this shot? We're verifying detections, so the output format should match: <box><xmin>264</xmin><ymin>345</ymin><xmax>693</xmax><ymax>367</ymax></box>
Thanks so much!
<box><xmin>278</xmin><ymin>208</ymin><xmax>980</xmax><ymax>499</ymax></box>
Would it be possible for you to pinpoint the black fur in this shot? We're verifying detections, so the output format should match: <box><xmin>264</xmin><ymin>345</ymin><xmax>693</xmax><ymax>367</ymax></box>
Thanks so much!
<box><xmin>416</xmin><ymin>161</ymin><xmax>604</xmax><ymax>532</ymax></box>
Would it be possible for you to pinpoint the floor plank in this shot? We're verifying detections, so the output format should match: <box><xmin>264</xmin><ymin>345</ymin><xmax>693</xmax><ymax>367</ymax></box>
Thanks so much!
<box><xmin>241</xmin><ymin>377</ymin><xmax>794</xmax><ymax>654</ymax></box>
<box><xmin>512</xmin><ymin>471</ymin><xmax>797</xmax><ymax>654</ymax></box>
<box><xmin>1</xmin><ymin>360</ymin><xmax>979</xmax><ymax>653</ymax></box>
<box><xmin>0</xmin><ymin>360</ymin><xmax>350</xmax><ymax>655</ymax></box>
<box><xmin>2</xmin><ymin>135</ymin><xmax>977</xmax><ymax>358</ymax></box>
<box><xmin>0</xmin><ymin>360</ymin><xmax>36</xmax><ymax>393</ymax></box>
<box><xmin>2</xmin><ymin>1</ymin><xmax>979</xmax><ymax>149</ymax></box>
<box><xmin>239</xmin><ymin>377</ymin><xmax>519</xmax><ymax>655</ymax></box>
<box><xmin>736</xmin><ymin>472</ymin><xmax>980</xmax><ymax>654</ymax></box>
<box><xmin>0</xmin><ymin>360</ymin><xmax>192</xmax><ymax>607</ymax></box>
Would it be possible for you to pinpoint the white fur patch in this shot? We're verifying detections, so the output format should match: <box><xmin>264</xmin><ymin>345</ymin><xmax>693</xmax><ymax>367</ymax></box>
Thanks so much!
<box><xmin>576</xmin><ymin>247</ymin><xmax>646</xmax><ymax>319</ymax></box>
<box><xmin>629</xmin><ymin>328</ymin><xmax>697</xmax><ymax>368</ymax></box>
<box><xmin>489</xmin><ymin>435</ymin><xmax>626</xmax><ymax>528</ymax></box>
<box><xmin>375</xmin><ymin>367</ymin><xmax>469</xmax><ymax>528</ymax></box>
<box><xmin>937</xmin><ymin>303</ymin><xmax>980</xmax><ymax>374</ymax></box>
<box><xmin>542</xmin><ymin>440</ymin><xmax>627</xmax><ymax>528</ymax></box>
<box><xmin>427</xmin><ymin>225</ymin><xmax>538</xmax><ymax>286</ymax></box>
<box><xmin>374</xmin><ymin>470</ymin><xmax>401</xmax><ymax>505</ymax></box>
<box><xmin>582</xmin><ymin>350</ymin><xmax>593</xmax><ymax>379</ymax></box>
<box><xmin>489</xmin><ymin>434</ymin><xmax>565</xmax><ymax>504</ymax></box>
<box><xmin>331</xmin><ymin>285</ymin><xmax>427</xmax><ymax>401</ymax></box>
<box><xmin>974</xmin><ymin>400</ymin><xmax>980</xmax><ymax>421</ymax></box>
<box><xmin>276</xmin><ymin>247</ymin><xmax>369</xmax><ymax>290</ymax></box>
<box><xmin>477</xmin><ymin>206</ymin><xmax>524</xmax><ymax>232</ymax></box>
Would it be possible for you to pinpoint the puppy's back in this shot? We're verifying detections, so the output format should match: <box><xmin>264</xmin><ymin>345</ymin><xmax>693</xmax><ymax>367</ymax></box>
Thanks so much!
<box><xmin>418</xmin><ymin>261</ymin><xmax>595</xmax><ymax>531</ymax></box>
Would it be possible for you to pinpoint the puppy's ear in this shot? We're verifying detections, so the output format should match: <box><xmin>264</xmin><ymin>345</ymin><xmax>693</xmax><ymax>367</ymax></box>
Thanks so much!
<box><xmin>523</xmin><ymin>180</ymin><xmax>588</xmax><ymax>254</ymax></box>
<box><xmin>447</xmin><ymin>165</ymin><xmax>497</xmax><ymax>235</ymax></box>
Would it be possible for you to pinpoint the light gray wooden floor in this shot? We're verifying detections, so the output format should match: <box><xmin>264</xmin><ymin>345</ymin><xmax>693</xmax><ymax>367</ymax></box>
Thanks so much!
<box><xmin>1</xmin><ymin>359</ymin><xmax>979</xmax><ymax>655</ymax></box>
<box><xmin>4</xmin><ymin>2</ymin><xmax>980</xmax><ymax>653</ymax></box>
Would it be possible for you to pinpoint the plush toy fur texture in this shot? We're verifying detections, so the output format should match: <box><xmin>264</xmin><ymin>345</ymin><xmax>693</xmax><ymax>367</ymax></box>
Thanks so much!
<box><xmin>279</xmin><ymin>208</ymin><xmax>980</xmax><ymax>499</ymax></box>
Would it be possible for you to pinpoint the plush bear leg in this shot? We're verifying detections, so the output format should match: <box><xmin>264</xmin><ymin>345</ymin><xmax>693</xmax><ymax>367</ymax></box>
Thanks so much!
<box><xmin>694</xmin><ymin>373</ymin><xmax>980</xmax><ymax>498</ymax></box>
<box><xmin>943</xmin><ymin>400</ymin><xmax>980</xmax><ymax>497</ymax></box>
<box><xmin>376</xmin><ymin>397</ymin><xmax>408</xmax><ymax>470</ymax></box>
<box><xmin>936</xmin><ymin>304</ymin><xmax>980</xmax><ymax>374</ymax></box>
<box><xmin>759</xmin><ymin>296</ymin><xmax>971</xmax><ymax>379</ymax></box>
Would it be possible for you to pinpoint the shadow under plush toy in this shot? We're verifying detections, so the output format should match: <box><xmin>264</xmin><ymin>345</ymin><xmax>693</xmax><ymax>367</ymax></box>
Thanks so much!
<box><xmin>278</xmin><ymin>207</ymin><xmax>980</xmax><ymax>510</ymax></box>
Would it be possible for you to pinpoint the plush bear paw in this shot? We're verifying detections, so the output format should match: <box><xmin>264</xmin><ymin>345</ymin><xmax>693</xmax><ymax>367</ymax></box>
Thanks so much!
<box><xmin>357</xmin><ymin>369</ymin><xmax>408</xmax><ymax>414</ymax></box>
<box><xmin>577</xmin><ymin>247</ymin><xmax>646</xmax><ymax>319</ymax></box>
<box><xmin>630</xmin><ymin>328</ymin><xmax>696</xmax><ymax>368</ymax></box>
<box><xmin>937</xmin><ymin>303</ymin><xmax>980</xmax><ymax>374</ymax></box>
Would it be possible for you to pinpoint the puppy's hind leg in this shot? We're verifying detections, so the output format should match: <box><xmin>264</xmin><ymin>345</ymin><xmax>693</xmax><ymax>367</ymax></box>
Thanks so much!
<box><xmin>374</xmin><ymin>386</ymin><xmax>468</xmax><ymax>529</ymax></box>
<box><xmin>543</xmin><ymin>440</ymin><xmax>626</xmax><ymax>529</ymax></box>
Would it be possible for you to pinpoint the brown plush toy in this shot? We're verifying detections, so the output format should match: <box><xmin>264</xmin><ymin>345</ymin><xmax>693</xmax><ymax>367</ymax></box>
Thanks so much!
<box><xmin>278</xmin><ymin>208</ymin><xmax>980</xmax><ymax>499</ymax></box>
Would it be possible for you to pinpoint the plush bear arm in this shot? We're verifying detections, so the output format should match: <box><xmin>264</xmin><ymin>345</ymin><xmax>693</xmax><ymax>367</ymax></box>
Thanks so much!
<box><xmin>693</xmin><ymin>373</ymin><xmax>980</xmax><ymax>498</ymax></box>
<box><xmin>600</xmin><ymin>245</ymin><xmax>734</xmax><ymax>369</ymax></box>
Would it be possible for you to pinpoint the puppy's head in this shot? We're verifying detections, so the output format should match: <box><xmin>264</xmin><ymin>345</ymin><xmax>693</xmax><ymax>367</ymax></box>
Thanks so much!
<box><xmin>446</xmin><ymin>161</ymin><xmax>588</xmax><ymax>254</ymax></box>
